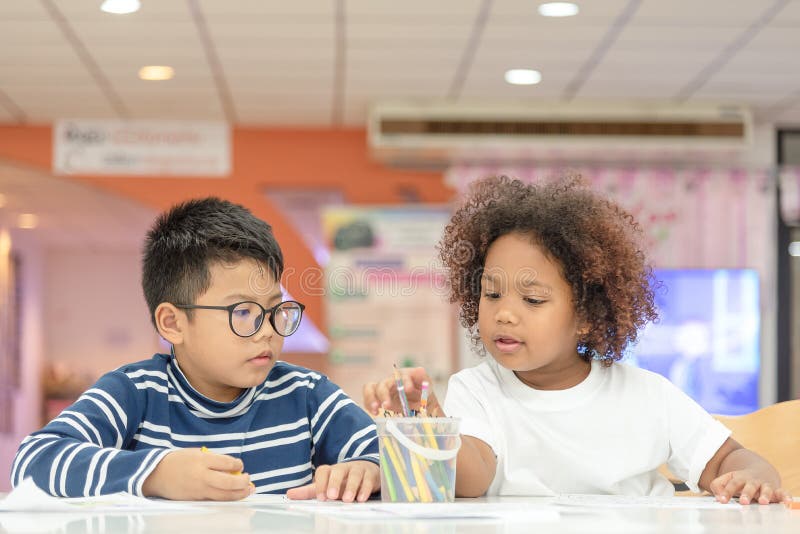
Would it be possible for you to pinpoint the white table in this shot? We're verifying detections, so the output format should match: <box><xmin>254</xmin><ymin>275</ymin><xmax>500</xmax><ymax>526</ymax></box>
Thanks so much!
<box><xmin>1</xmin><ymin>494</ymin><xmax>799</xmax><ymax>534</ymax></box>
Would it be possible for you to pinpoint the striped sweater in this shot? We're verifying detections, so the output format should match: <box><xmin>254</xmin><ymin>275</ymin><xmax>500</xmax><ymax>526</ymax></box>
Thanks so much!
<box><xmin>11</xmin><ymin>354</ymin><xmax>379</xmax><ymax>497</ymax></box>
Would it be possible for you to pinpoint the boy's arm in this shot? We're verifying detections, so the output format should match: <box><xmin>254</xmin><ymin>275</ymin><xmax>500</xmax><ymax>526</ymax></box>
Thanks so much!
<box><xmin>307</xmin><ymin>377</ymin><xmax>379</xmax><ymax>467</ymax></box>
<box><xmin>10</xmin><ymin>371</ymin><xmax>171</xmax><ymax>497</ymax></box>
<box><xmin>698</xmin><ymin>438</ymin><xmax>791</xmax><ymax>504</ymax></box>
<box><xmin>286</xmin><ymin>376</ymin><xmax>380</xmax><ymax>502</ymax></box>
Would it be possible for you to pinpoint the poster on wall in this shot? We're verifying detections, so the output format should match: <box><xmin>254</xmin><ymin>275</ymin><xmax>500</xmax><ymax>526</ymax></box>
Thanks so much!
<box><xmin>53</xmin><ymin>120</ymin><xmax>230</xmax><ymax>176</ymax></box>
<box><xmin>322</xmin><ymin>206</ymin><xmax>455</xmax><ymax>398</ymax></box>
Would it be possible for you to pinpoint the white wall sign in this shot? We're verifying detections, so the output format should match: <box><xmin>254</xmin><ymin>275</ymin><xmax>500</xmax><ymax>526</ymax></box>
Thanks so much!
<box><xmin>53</xmin><ymin>120</ymin><xmax>230</xmax><ymax>176</ymax></box>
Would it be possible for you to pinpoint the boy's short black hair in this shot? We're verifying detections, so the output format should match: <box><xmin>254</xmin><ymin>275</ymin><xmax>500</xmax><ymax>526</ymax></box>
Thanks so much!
<box><xmin>142</xmin><ymin>197</ymin><xmax>284</xmax><ymax>327</ymax></box>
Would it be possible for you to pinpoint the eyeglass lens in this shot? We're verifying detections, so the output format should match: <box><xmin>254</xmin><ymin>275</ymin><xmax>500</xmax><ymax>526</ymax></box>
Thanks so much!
<box><xmin>230</xmin><ymin>301</ymin><xmax>303</xmax><ymax>337</ymax></box>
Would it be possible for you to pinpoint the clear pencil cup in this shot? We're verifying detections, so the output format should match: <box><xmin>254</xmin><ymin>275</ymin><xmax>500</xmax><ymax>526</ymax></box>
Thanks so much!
<box><xmin>375</xmin><ymin>417</ymin><xmax>461</xmax><ymax>503</ymax></box>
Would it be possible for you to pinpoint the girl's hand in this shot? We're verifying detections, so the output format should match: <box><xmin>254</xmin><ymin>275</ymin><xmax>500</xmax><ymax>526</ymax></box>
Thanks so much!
<box><xmin>362</xmin><ymin>367</ymin><xmax>444</xmax><ymax>417</ymax></box>
<box><xmin>709</xmin><ymin>470</ymin><xmax>793</xmax><ymax>505</ymax></box>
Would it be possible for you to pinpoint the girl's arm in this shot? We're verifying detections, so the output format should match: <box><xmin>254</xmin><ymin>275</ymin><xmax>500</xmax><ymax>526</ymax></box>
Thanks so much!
<box><xmin>455</xmin><ymin>435</ymin><xmax>497</xmax><ymax>497</ymax></box>
<box><xmin>363</xmin><ymin>367</ymin><xmax>498</xmax><ymax>497</ymax></box>
<box><xmin>698</xmin><ymin>437</ymin><xmax>792</xmax><ymax>504</ymax></box>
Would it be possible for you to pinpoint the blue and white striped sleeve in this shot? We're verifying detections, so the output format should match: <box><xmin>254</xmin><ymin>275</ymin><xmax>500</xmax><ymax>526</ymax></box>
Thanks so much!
<box><xmin>10</xmin><ymin>371</ymin><xmax>171</xmax><ymax>497</ymax></box>
<box><xmin>307</xmin><ymin>376</ymin><xmax>379</xmax><ymax>467</ymax></box>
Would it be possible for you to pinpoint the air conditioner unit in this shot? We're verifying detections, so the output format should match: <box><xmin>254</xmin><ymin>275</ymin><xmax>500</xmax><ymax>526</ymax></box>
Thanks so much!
<box><xmin>368</xmin><ymin>102</ymin><xmax>753</xmax><ymax>167</ymax></box>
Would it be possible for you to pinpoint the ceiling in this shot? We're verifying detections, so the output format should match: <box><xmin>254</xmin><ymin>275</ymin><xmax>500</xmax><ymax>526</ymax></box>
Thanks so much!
<box><xmin>1</xmin><ymin>0</ymin><xmax>800</xmax><ymax>127</ymax></box>
<box><xmin>0</xmin><ymin>161</ymin><xmax>155</xmax><ymax>248</ymax></box>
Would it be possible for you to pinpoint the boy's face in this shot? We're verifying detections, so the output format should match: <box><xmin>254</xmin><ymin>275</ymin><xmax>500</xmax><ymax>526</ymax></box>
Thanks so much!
<box><xmin>477</xmin><ymin>232</ymin><xmax>588</xmax><ymax>389</ymax></box>
<box><xmin>174</xmin><ymin>258</ymin><xmax>285</xmax><ymax>402</ymax></box>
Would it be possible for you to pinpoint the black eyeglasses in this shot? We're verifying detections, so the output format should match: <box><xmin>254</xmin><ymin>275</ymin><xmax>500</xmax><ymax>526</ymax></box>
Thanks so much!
<box><xmin>174</xmin><ymin>300</ymin><xmax>305</xmax><ymax>337</ymax></box>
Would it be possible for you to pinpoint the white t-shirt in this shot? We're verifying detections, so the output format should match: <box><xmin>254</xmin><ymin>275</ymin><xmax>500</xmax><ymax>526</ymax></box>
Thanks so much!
<box><xmin>444</xmin><ymin>358</ymin><xmax>731</xmax><ymax>496</ymax></box>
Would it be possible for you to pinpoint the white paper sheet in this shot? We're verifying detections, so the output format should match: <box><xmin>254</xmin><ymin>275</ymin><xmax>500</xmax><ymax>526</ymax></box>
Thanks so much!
<box><xmin>0</xmin><ymin>478</ymin><xmax>198</xmax><ymax>513</ymax></box>
<box><xmin>293</xmin><ymin>501</ymin><xmax>560</xmax><ymax>522</ymax></box>
<box><xmin>165</xmin><ymin>493</ymin><xmax>289</xmax><ymax>507</ymax></box>
<box><xmin>554</xmin><ymin>494</ymin><xmax>742</xmax><ymax>510</ymax></box>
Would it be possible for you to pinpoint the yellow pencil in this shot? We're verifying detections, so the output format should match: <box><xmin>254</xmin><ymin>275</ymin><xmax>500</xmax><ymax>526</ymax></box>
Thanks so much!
<box><xmin>421</xmin><ymin>420</ymin><xmax>439</xmax><ymax>450</ymax></box>
<box><xmin>201</xmin><ymin>445</ymin><xmax>242</xmax><ymax>476</ymax></box>
<box><xmin>410</xmin><ymin>453</ymin><xmax>432</xmax><ymax>502</ymax></box>
<box><xmin>382</xmin><ymin>436</ymin><xmax>414</xmax><ymax>501</ymax></box>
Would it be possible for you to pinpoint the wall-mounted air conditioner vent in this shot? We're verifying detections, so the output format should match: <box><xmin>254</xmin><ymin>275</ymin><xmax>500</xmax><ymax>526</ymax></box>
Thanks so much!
<box><xmin>368</xmin><ymin>102</ymin><xmax>752</xmax><ymax>167</ymax></box>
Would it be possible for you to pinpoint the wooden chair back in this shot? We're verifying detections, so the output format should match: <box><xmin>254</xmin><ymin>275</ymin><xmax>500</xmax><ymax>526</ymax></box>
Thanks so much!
<box><xmin>715</xmin><ymin>399</ymin><xmax>800</xmax><ymax>495</ymax></box>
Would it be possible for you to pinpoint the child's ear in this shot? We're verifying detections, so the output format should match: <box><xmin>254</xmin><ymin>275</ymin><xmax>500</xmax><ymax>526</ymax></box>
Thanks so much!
<box><xmin>576</xmin><ymin>318</ymin><xmax>590</xmax><ymax>337</ymax></box>
<box><xmin>154</xmin><ymin>303</ymin><xmax>184</xmax><ymax>345</ymax></box>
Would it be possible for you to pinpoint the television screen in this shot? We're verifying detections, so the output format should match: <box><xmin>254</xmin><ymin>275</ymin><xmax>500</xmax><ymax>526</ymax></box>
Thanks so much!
<box><xmin>626</xmin><ymin>269</ymin><xmax>760</xmax><ymax>415</ymax></box>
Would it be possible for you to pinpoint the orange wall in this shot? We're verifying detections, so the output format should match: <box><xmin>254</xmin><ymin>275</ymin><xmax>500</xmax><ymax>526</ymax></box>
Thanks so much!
<box><xmin>0</xmin><ymin>126</ymin><xmax>453</xmax><ymax>368</ymax></box>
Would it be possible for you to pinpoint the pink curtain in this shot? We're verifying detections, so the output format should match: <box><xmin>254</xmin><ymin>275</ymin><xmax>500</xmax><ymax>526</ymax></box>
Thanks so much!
<box><xmin>445</xmin><ymin>165</ymin><xmax>777</xmax><ymax>302</ymax></box>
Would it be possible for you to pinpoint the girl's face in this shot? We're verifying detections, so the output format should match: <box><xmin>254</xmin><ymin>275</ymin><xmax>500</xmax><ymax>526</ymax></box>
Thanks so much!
<box><xmin>478</xmin><ymin>232</ymin><xmax>589</xmax><ymax>389</ymax></box>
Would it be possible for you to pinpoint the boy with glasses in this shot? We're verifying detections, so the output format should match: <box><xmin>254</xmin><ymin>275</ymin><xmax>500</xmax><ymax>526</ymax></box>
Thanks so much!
<box><xmin>11</xmin><ymin>198</ymin><xmax>380</xmax><ymax>502</ymax></box>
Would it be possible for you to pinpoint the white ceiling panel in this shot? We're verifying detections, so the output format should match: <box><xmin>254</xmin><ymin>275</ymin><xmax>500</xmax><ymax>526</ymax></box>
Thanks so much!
<box><xmin>0</xmin><ymin>162</ymin><xmax>156</xmax><ymax>248</ymax></box>
<box><xmin>0</xmin><ymin>71</ymin><xmax>95</xmax><ymax>89</ymax></box>
<box><xmin>68</xmin><ymin>19</ymin><xmax>199</xmax><ymax>43</ymax></box>
<box><xmin>199</xmin><ymin>0</ymin><xmax>335</xmax><ymax>17</ymax></box>
<box><xmin>207</xmin><ymin>20</ymin><xmax>334</xmax><ymax>42</ymax></box>
<box><xmin>226</xmin><ymin>72</ymin><xmax>334</xmax><ymax>87</ymax></box>
<box><xmin>0</xmin><ymin>20</ymin><xmax>64</xmax><ymax>47</ymax></box>
<box><xmin>480</xmin><ymin>28</ymin><xmax>613</xmax><ymax>49</ymax></box>
<box><xmin>343</xmin><ymin>103</ymin><xmax>370</xmax><ymax>126</ymax></box>
<box><xmin>632</xmin><ymin>0</ymin><xmax>770</xmax><ymax>24</ymax></box>
<box><xmin>745</xmin><ymin>25</ymin><xmax>800</xmax><ymax>48</ymax></box>
<box><xmin>0</xmin><ymin>1</ymin><xmax>48</xmax><ymax>17</ymax></box>
<box><xmin>491</xmin><ymin>0</ymin><xmax>629</xmax><ymax>18</ymax></box>
<box><xmin>348</xmin><ymin>22</ymin><xmax>471</xmax><ymax>41</ymax></box>
<box><xmin>8</xmin><ymin>87</ymin><xmax>116</xmax><ymax>121</ymax></box>
<box><xmin>772</xmin><ymin>104</ymin><xmax>800</xmax><ymax>124</ymax></box>
<box><xmin>574</xmin><ymin>80</ymin><xmax>690</xmax><ymax>100</ymax></box>
<box><xmin>0</xmin><ymin>104</ymin><xmax>16</xmax><ymax>123</ymax></box>
<box><xmin>53</xmin><ymin>0</ymin><xmax>190</xmax><ymax>20</ymax></box>
<box><xmin>96</xmin><ymin>56</ymin><xmax>213</xmax><ymax>80</ymax></box>
<box><xmin>0</xmin><ymin>42</ymin><xmax>83</xmax><ymax>65</ymax></box>
<box><xmin>772</xmin><ymin>0</ymin><xmax>800</xmax><ymax>23</ymax></box>
<box><xmin>117</xmin><ymin>87</ymin><xmax>220</xmax><ymax>104</ymax></box>
<box><xmin>613</xmin><ymin>25</ymin><xmax>744</xmax><ymax>49</ymax></box>
<box><xmin>233</xmin><ymin>93</ymin><xmax>333</xmax><ymax>109</ymax></box>
<box><xmin>348</xmin><ymin>47</ymin><xmax>461</xmax><ymax>64</ymax></box>
<box><xmin>215</xmin><ymin>47</ymin><xmax>334</xmax><ymax>65</ymax></box>
<box><xmin>0</xmin><ymin>1</ymin><xmax>798</xmax><ymax>125</ymax></box>
<box><xmin>347</xmin><ymin>0</ymin><xmax>481</xmax><ymax>17</ymax></box>
<box><xmin>469</xmin><ymin>52</ymin><xmax>586</xmax><ymax>73</ymax></box>
<box><xmin>237</xmin><ymin>108</ymin><xmax>332</xmax><ymax>126</ymax></box>
<box><xmin>459</xmin><ymin>75</ymin><xmax>568</xmax><ymax>96</ymax></box>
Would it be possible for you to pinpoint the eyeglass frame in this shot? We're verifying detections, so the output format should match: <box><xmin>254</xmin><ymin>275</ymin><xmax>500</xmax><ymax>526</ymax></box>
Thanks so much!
<box><xmin>173</xmin><ymin>300</ymin><xmax>306</xmax><ymax>338</ymax></box>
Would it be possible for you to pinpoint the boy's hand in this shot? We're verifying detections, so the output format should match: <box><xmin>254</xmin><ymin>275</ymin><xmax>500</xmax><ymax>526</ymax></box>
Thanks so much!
<box><xmin>709</xmin><ymin>470</ymin><xmax>793</xmax><ymax>505</ymax></box>
<box><xmin>286</xmin><ymin>461</ymin><xmax>380</xmax><ymax>503</ymax></box>
<box><xmin>142</xmin><ymin>448</ymin><xmax>254</xmax><ymax>501</ymax></box>
<box><xmin>362</xmin><ymin>367</ymin><xmax>444</xmax><ymax>417</ymax></box>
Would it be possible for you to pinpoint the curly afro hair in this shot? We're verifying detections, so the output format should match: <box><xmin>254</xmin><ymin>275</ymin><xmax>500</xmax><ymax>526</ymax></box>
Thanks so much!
<box><xmin>438</xmin><ymin>175</ymin><xmax>658</xmax><ymax>365</ymax></box>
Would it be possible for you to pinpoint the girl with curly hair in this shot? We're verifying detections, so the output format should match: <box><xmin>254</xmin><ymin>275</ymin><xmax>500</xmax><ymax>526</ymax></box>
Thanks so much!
<box><xmin>364</xmin><ymin>175</ymin><xmax>790</xmax><ymax>503</ymax></box>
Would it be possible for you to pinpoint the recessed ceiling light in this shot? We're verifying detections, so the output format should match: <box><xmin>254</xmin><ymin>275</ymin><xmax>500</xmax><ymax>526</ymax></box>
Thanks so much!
<box><xmin>138</xmin><ymin>65</ymin><xmax>174</xmax><ymax>81</ymax></box>
<box><xmin>790</xmin><ymin>241</ymin><xmax>800</xmax><ymax>257</ymax></box>
<box><xmin>504</xmin><ymin>69</ymin><xmax>542</xmax><ymax>85</ymax></box>
<box><xmin>100</xmin><ymin>0</ymin><xmax>141</xmax><ymax>15</ymax></box>
<box><xmin>538</xmin><ymin>2</ymin><xmax>579</xmax><ymax>17</ymax></box>
<box><xmin>17</xmin><ymin>213</ymin><xmax>38</xmax><ymax>230</ymax></box>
